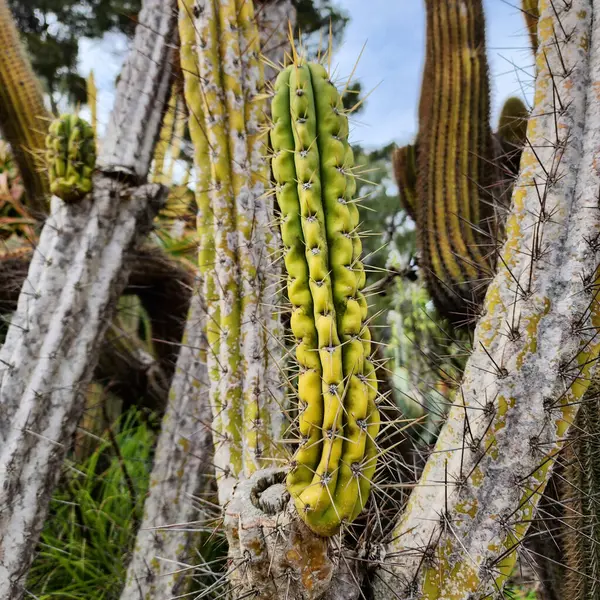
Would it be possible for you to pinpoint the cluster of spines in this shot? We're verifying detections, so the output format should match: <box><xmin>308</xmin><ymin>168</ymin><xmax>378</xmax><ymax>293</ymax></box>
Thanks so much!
<box><xmin>178</xmin><ymin>0</ymin><xmax>285</xmax><ymax>496</ymax></box>
<box><xmin>270</xmin><ymin>61</ymin><xmax>379</xmax><ymax>536</ymax></box>
<box><xmin>45</xmin><ymin>114</ymin><xmax>96</xmax><ymax>204</ymax></box>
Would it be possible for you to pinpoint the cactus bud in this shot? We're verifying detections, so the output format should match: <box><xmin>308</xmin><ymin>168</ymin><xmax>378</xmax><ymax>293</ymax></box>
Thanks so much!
<box><xmin>46</xmin><ymin>114</ymin><xmax>96</xmax><ymax>204</ymax></box>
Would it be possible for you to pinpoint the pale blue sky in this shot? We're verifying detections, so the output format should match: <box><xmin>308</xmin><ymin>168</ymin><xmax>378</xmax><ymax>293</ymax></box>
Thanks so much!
<box><xmin>78</xmin><ymin>0</ymin><xmax>534</xmax><ymax>150</ymax></box>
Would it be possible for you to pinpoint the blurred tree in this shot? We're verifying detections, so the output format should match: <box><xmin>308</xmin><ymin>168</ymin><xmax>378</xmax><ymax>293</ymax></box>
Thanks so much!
<box><xmin>7</xmin><ymin>0</ymin><xmax>141</xmax><ymax>111</ymax></box>
<box><xmin>8</xmin><ymin>0</ymin><xmax>347</xmax><ymax>113</ymax></box>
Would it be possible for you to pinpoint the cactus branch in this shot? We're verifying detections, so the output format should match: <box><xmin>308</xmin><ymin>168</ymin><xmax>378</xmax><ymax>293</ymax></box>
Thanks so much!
<box><xmin>0</xmin><ymin>1</ymin><xmax>177</xmax><ymax>596</ymax></box>
<box><xmin>376</xmin><ymin>1</ymin><xmax>600</xmax><ymax>597</ymax></box>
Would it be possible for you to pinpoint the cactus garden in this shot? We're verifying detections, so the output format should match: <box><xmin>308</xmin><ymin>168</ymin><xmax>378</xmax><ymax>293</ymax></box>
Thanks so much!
<box><xmin>2</xmin><ymin>0</ymin><xmax>600</xmax><ymax>599</ymax></box>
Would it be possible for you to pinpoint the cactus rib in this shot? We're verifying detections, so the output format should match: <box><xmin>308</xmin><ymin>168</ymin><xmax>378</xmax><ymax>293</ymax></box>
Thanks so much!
<box><xmin>271</xmin><ymin>61</ymin><xmax>379</xmax><ymax>536</ymax></box>
<box><xmin>417</xmin><ymin>0</ymin><xmax>497</xmax><ymax>324</ymax></box>
<box><xmin>179</xmin><ymin>0</ymin><xmax>285</xmax><ymax>502</ymax></box>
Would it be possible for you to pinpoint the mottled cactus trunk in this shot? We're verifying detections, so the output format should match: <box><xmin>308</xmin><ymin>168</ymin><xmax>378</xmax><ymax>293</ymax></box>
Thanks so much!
<box><xmin>179</xmin><ymin>0</ymin><xmax>285</xmax><ymax>505</ymax></box>
<box><xmin>376</xmin><ymin>2</ymin><xmax>600</xmax><ymax>598</ymax></box>
<box><xmin>0</xmin><ymin>1</ymin><xmax>177</xmax><ymax>597</ymax></box>
<box><xmin>523</xmin><ymin>0</ymin><xmax>539</xmax><ymax>54</ymax></box>
<box><xmin>118</xmin><ymin>291</ymin><xmax>214</xmax><ymax>600</ymax></box>
<box><xmin>0</xmin><ymin>0</ymin><xmax>50</xmax><ymax>215</ymax></box>
<box><xmin>270</xmin><ymin>61</ymin><xmax>379</xmax><ymax>536</ymax></box>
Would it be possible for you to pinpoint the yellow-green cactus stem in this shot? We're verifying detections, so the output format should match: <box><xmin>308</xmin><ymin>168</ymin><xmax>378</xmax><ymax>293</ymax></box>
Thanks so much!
<box><xmin>498</xmin><ymin>96</ymin><xmax>529</xmax><ymax>148</ymax></box>
<box><xmin>522</xmin><ymin>0</ymin><xmax>539</xmax><ymax>55</ymax></box>
<box><xmin>45</xmin><ymin>114</ymin><xmax>96</xmax><ymax>204</ymax></box>
<box><xmin>178</xmin><ymin>0</ymin><xmax>224</xmax><ymax>483</ymax></box>
<box><xmin>271</xmin><ymin>61</ymin><xmax>379</xmax><ymax>536</ymax></box>
<box><xmin>0</xmin><ymin>0</ymin><xmax>51</xmax><ymax>215</ymax></box>
<box><xmin>417</xmin><ymin>0</ymin><xmax>497</xmax><ymax>325</ymax></box>
<box><xmin>153</xmin><ymin>86</ymin><xmax>178</xmax><ymax>185</ymax></box>
<box><xmin>392</xmin><ymin>143</ymin><xmax>418</xmax><ymax>222</ymax></box>
<box><xmin>87</xmin><ymin>71</ymin><xmax>98</xmax><ymax>136</ymax></box>
<box><xmin>179</xmin><ymin>0</ymin><xmax>286</xmax><ymax>500</ymax></box>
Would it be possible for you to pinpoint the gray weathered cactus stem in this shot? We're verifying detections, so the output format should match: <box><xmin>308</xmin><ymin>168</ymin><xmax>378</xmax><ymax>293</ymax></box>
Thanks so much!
<box><xmin>0</xmin><ymin>0</ymin><xmax>177</xmax><ymax>597</ymax></box>
<box><xmin>375</xmin><ymin>0</ymin><xmax>600</xmax><ymax>597</ymax></box>
<box><xmin>225</xmin><ymin>468</ymin><xmax>364</xmax><ymax>600</ymax></box>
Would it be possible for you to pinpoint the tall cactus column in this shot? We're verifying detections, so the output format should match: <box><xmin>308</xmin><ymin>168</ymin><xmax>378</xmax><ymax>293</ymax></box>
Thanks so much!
<box><xmin>179</xmin><ymin>0</ymin><xmax>285</xmax><ymax>504</ymax></box>
<box><xmin>270</xmin><ymin>61</ymin><xmax>379</xmax><ymax>536</ymax></box>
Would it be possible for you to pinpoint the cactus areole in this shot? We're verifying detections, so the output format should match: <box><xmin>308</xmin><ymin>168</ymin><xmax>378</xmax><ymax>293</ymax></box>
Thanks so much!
<box><xmin>270</xmin><ymin>61</ymin><xmax>380</xmax><ymax>536</ymax></box>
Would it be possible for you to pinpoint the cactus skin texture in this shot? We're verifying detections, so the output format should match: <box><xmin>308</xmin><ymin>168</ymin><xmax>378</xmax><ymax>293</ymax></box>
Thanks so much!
<box><xmin>392</xmin><ymin>143</ymin><xmax>418</xmax><ymax>222</ymax></box>
<box><xmin>45</xmin><ymin>115</ymin><xmax>96</xmax><ymax>204</ymax></box>
<box><xmin>0</xmin><ymin>0</ymin><xmax>51</xmax><ymax>215</ymax></box>
<box><xmin>270</xmin><ymin>61</ymin><xmax>380</xmax><ymax>536</ymax></box>
<box><xmin>522</xmin><ymin>0</ymin><xmax>539</xmax><ymax>54</ymax></box>
<box><xmin>178</xmin><ymin>0</ymin><xmax>285</xmax><ymax>503</ymax></box>
<box><xmin>416</xmin><ymin>0</ymin><xmax>498</xmax><ymax>326</ymax></box>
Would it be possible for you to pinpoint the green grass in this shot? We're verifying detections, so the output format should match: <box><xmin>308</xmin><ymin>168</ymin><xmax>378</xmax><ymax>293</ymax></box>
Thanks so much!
<box><xmin>26</xmin><ymin>409</ymin><xmax>156</xmax><ymax>600</ymax></box>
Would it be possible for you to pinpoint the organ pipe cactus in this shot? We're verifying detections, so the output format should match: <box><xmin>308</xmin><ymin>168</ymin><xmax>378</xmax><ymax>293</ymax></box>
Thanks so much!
<box><xmin>270</xmin><ymin>61</ymin><xmax>379</xmax><ymax>536</ymax></box>
<box><xmin>45</xmin><ymin>114</ymin><xmax>96</xmax><ymax>203</ymax></box>
<box><xmin>178</xmin><ymin>0</ymin><xmax>285</xmax><ymax>504</ymax></box>
<box><xmin>416</xmin><ymin>0</ymin><xmax>498</xmax><ymax>326</ymax></box>
<box><xmin>376</xmin><ymin>2</ymin><xmax>600</xmax><ymax>597</ymax></box>
<box><xmin>392</xmin><ymin>142</ymin><xmax>418</xmax><ymax>222</ymax></box>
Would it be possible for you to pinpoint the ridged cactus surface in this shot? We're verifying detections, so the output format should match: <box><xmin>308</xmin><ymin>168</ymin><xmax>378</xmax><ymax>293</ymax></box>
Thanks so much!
<box><xmin>178</xmin><ymin>0</ymin><xmax>284</xmax><ymax>502</ymax></box>
<box><xmin>417</xmin><ymin>0</ymin><xmax>497</xmax><ymax>325</ymax></box>
<box><xmin>0</xmin><ymin>0</ymin><xmax>50</xmax><ymax>214</ymax></box>
<box><xmin>45</xmin><ymin>114</ymin><xmax>96</xmax><ymax>204</ymax></box>
<box><xmin>270</xmin><ymin>61</ymin><xmax>379</xmax><ymax>536</ymax></box>
<box><xmin>392</xmin><ymin>143</ymin><xmax>418</xmax><ymax>222</ymax></box>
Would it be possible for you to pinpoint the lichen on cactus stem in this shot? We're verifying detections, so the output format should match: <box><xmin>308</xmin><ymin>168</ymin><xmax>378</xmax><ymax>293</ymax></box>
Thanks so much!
<box><xmin>178</xmin><ymin>0</ymin><xmax>285</xmax><ymax>503</ymax></box>
<box><xmin>45</xmin><ymin>114</ymin><xmax>96</xmax><ymax>204</ymax></box>
<box><xmin>418</xmin><ymin>0</ymin><xmax>498</xmax><ymax>326</ymax></box>
<box><xmin>270</xmin><ymin>61</ymin><xmax>379</xmax><ymax>536</ymax></box>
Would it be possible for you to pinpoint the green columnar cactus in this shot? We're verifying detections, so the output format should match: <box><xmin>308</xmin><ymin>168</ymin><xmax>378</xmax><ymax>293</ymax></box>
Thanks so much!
<box><xmin>45</xmin><ymin>114</ymin><xmax>96</xmax><ymax>204</ymax></box>
<box><xmin>392</xmin><ymin>143</ymin><xmax>418</xmax><ymax>222</ymax></box>
<box><xmin>178</xmin><ymin>0</ymin><xmax>285</xmax><ymax>501</ymax></box>
<box><xmin>416</xmin><ymin>0</ymin><xmax>498</xmax><ymax>326</ymax></box>
<box><xmin>0</xmin><ymin>0</ymin><xmax>50</xmax><ymax>215</ymax></box>
<box><xmin>523</xmin><ymin>0</ymin><xmax>539</xmax><ymax>54</ymax></box>
<box><xmin>498</xmin><ymin>96</ymin><xmax>529</xmax><ymax>148</ymax></box>
<box><xmin>270</xmin><ymin>60</ymin><xmax>380</xmax><ymax>536</ymax></box>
